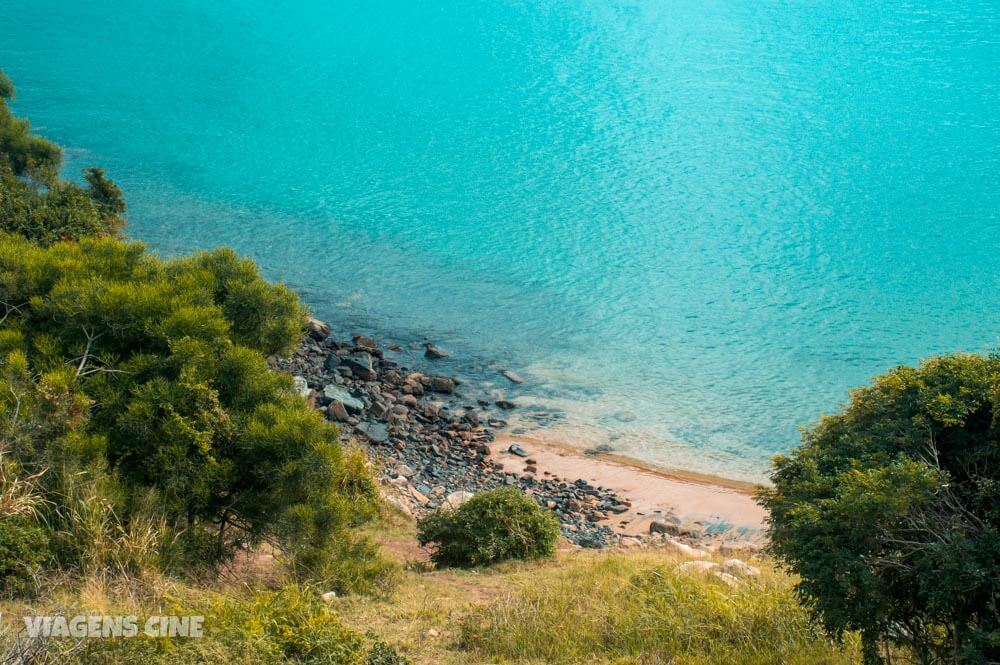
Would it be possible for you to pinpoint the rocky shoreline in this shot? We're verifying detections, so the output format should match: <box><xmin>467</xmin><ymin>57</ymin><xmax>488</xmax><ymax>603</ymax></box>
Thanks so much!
<box><xmin>270</xmin><ymin>317</ymin><xmax>754</xmax><ymax>551</ymax></box>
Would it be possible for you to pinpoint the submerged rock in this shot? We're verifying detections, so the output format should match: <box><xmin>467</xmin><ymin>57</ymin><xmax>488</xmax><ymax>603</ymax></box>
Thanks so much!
<box><xmin>352</xmin><ymin>333</ymin><xmax>377</xmax><ymax>350</ymax></box>
<box><xmin>500</xmin><ymin>369</ymin><xmax>526</xmax><ymax>384</ymax></box>
<box><xmin>424</xmin><ymin>343</ymin><xmax>449</xmax><ymax>359</ymax></box>
<box><xmin>613</xmin><ymin>410</ymin><xmax>637</xmax><ymax>423</ymax></box>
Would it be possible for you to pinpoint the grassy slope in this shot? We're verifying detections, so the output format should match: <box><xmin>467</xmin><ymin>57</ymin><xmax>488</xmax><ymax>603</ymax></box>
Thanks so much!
<box><xmin>0</xmin><ymin>564</ymin><xmax>373</xmax><ymax>663</ymax></box>
<box><xmin>337</xmin><ymin>512</ymin><xmax>860</xmax><ymax>665</ymax></box>
<box><xmin>0</xmin><ymin>508</ymin><xmax>859</xmax><ymax>664</ymax></box>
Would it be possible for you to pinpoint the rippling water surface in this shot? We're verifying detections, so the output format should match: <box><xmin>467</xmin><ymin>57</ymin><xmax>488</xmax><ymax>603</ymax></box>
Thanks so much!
<box><xmin>3</xmin><ymin>1</ymin><xmax>998</xmax><ymax>479</ymax></box>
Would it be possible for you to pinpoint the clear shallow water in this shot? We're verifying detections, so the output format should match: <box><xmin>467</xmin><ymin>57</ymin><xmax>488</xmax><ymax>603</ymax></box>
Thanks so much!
<box><xmin>3</xmin><ymin>1</ymin><xmax>998</xmax><ymax>480</ymax></box>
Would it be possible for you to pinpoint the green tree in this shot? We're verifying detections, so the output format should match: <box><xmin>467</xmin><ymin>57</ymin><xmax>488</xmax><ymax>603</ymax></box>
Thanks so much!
<box><xmin>0</xmin><ymin>69</ymin><xmax>125</xmax><ymax>242</ymax></box>
<box><xmin>0</xmin><ymin>70</ymin><xmax>14</xmax><ymax>100</ymax></box>
<box><xmin>0</xmin><ymin>69</ymin><xmax>61</xmax><ymax>183</ymax></box>
<box><xmin>0</xmin><ymin>232</ymin><xmax>379</xmax><ymax>585</ymax></box>
<box><xmin>759</xmin><ymin>353</ymin><xmax>1000</xmax><ymax>664</ymax></box>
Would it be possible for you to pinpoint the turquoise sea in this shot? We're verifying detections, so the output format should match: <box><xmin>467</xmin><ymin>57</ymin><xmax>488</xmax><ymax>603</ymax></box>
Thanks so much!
<box><xmin>3</xmin><ymin>1</ymin><xmax>998</xmax><ymax>480</ymax></box>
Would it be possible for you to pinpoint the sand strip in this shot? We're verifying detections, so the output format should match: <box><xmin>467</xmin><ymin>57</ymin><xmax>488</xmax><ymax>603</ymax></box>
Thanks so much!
<box><xmin>490</xmin><ymin>434</ymin><xmax>767</xmax><ymax>541</ymax></box>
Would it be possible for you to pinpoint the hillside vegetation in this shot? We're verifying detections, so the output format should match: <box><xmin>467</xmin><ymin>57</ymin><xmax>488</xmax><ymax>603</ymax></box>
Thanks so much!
<box><xmin>762</xmin><ymin>353</ymin><xmax>1000</xmax><ymax>663</ymax></box>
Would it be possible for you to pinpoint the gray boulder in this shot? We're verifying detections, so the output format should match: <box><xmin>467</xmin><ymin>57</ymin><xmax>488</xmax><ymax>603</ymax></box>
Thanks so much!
<box><xmin>306</xmin><ymin>317</ymin><xmax>331</xmax><ymax>341</ymax></box>
<box><xmin>356</xmin><ymin>421</ymin><xmax>389</xmax><ymax>443</ymax></box>
<box><xmin>292</xmin><ymin>376</ymin><xmax>311</xmax><ymax>399</ymax></box>
<box><xmin>323</xmin><ymin>385</ymin><xmax>364</xmax><ymax>413</ymax></box>
<box><xmin>500</xmin><ymin>369</ymin><xmax>526</xmax><ymax>384</ymax></box>
<box><xmin>508</xmin><ymin>443</ymin><xmax>529</xmax><ymax>457</ymax></box>
<box><xmin>443</xmin><ymin>491</ymin><xmax>475</xmax><ymax>510</ymax></box>
<box><xmin>341</xmin><ymin>353</ymin><xmax>377</xmax><ymax>381</ymax></box>
<box><xmin>424</xmin><ymin>343</ymin><xmax>449</xmax><ymax>359</ymax></box>
<box><xmin>428</xmin><ymin>376</ymin><xmax>455</xmax><ymax>393</ymax></box>
<box><xmin>649</xmin><ymin>520</ymin><xmax>681</xmax><ymax>536</ymax></box>
<box><xmin>327</xmin><ymin>400</ymin><xmax>349</xmax><ymax>422</ymax></box>
<box><xmin>352</xmin><ymin>334</ymin><xmax>377</xmax><ymax>350</ymax></box>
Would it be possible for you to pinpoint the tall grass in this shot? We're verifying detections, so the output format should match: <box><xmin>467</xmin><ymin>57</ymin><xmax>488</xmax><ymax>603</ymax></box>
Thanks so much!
<box><xmin>0</xmin><ymin>576</ymin><xmax>404</xmax><ymax>664</ymax></box>
<box><xmin>460</xmin><ymin>552</ymin><xmax>858</xmax><ymax>665</ymax></box>
<box><xmin>0</xmin><ymin>455</ymin><xmax>45</xmax><ymax>520</ymax></box>
<box><xmin>44</xmin><ymin>470</ymin><xmax>169</xmax><ymax>579</ymax></box>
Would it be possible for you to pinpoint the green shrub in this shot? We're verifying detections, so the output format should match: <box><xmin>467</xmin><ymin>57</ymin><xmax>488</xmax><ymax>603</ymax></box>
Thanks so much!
<box><xmin>417</xmin><ymin>487</ymin><xmax>559</xmax><ymax>568</ymax></box>
<box><xmin>364</xmin><ymin>640</ymin><xmax>410</xmax><ymax>665</ymax></box>
<box><xmin>0</xmin><ymin>518</ymin><xmax>48</xmax><ymax>594</ymax></box>
<box><xmin>760</xmin><ymin>353</ymin><xmax>1000</xmax><ymax>665</ymax></box>
<box><xmin>206</xmin><ymin>584</ymin><xmax>366</xmax><ymax>663</ymax></box>
<box><xmin>0</xmin><ymin>70</ymin><xmax>13</xmax><ymax>100</ymax></box>
<box><xmin>0</xmin><ymin>72</ymin><xmax>61</xmax><ymax>184</ymax></box>
<box><xmin>0</xmin><ymin>165</ymin><xmax>126</xmax><ymax>244</ymax></box>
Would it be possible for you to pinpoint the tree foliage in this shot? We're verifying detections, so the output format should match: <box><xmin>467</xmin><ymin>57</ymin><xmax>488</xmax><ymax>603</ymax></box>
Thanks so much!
<box><xmin>0</xmin><ymin>230</ymin><xmax>382</xmax><ymax>585</ymax></box>
<box><xmin>760</xmin><ymin>353</ymin><xmax>1000</xmax><ymax>664</ymax></box>
<box><xmin>0</xmin><ymin>69</ymin><xmax>125</xmax><ymax>243</ymax></box>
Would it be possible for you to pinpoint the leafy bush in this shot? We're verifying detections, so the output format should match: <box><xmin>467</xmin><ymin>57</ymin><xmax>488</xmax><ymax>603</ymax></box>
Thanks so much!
<box><xmin>205</xmin><ymin>584</ymin><xmax>367</xmax><ymax>663</ymax></box>
<box><xmin>0</xmin><ymin>165</ymin><xmax>126</xmax><ymax>244</ymax></box>
<box><xmin>364</xmin><ymin>640</ymin><xmax>410</xmax><ymax>665</ymax></box>
<box><xmin>0</xmin><ymin>518</ymin><xmax>48</xmax><ymax>594</ymax></box>
<box><xmin>0</xmin><ymin>70</ymin><xmax>13</xmax><ymax>100</ymax></box>
<box><xmin>759</xmin><ymin>353</ymin><xmax>1000</xmax><ymax>665</ymax></box>
<box><xmin>0</xmin><ymin>71</ymin><xmax>61</xmax><ymax>184</ymax></box>
<box><xmin>417</xmin><ymin>487</ymin><xmax>559</xmax><ymax>568</ymax></box>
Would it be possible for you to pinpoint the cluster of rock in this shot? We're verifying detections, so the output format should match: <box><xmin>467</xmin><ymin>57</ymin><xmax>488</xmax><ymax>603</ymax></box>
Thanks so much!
<box><xmin>675</xmin><ymin>557</ymin><xmax>761</xmax><ymax>587</ymax></box>
<box><xmin>611</xmin><ymin>517</ymin><xmax>762</xmax><ymax>555</ymax></box>
<box><xmin>270</xmin><ymin>318</ymin><xmax>622</xmax><ymax>547</ymax></box>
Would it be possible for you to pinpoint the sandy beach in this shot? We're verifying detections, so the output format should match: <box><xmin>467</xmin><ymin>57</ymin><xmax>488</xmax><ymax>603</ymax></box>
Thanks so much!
<box><xmin>490</xmin><ymin>434</ymin><xmax>767</xmax><ymax>542</ymax></box>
